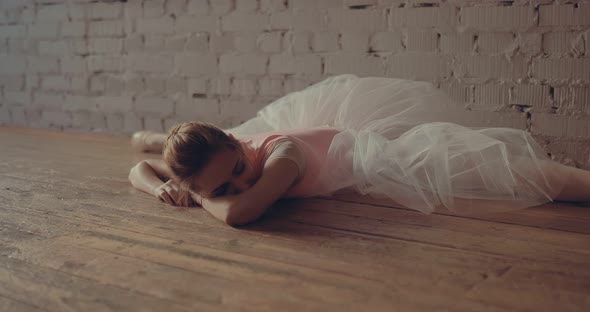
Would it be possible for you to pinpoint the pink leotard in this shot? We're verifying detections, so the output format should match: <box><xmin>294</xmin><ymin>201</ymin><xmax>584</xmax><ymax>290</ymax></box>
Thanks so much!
<box><xmin>237</xmin><ymin>127</ymin><xmax>340</xmax><ymax>198</ymax></box>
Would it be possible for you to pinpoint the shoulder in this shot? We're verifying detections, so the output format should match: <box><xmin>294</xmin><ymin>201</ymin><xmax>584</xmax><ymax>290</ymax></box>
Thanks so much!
<box><xmin>264</xmin><ymin>136</ymin><xmax>306</xmax><ymax>176</ymax></box>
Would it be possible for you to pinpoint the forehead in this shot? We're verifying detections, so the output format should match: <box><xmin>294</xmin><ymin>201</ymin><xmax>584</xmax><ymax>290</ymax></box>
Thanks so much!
<box><xmin>193</xmin><ymin>147</ymin><xmax>238</xmax><ymax>194</ymax></box>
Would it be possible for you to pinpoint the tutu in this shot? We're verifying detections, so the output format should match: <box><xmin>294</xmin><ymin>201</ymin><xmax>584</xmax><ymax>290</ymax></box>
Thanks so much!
<box><xmin>227</xmin><ymin>75</ymin><xmax>565</xmax><ymax>214</ymax></box>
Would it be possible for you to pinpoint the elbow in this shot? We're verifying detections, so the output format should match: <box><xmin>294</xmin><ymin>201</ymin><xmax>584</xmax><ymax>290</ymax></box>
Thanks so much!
<box><xmin>223</xmin><ymin>204</ymin><xmax>257</xmax><ymax>227</ymax></box>
<box><xmin>128</xmin><ymin>161</ymin><xmax>145</xmax><ymax>184</ymax></box>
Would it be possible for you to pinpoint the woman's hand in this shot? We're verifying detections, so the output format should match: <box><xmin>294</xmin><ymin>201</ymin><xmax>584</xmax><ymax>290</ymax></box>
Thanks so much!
<box><xmin>152</xmin><ymin>180</ymin><xmax>193</xmax><ymax>206</ymax></box>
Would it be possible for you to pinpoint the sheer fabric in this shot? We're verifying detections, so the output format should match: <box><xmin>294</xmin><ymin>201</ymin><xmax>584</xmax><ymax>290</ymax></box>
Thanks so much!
<box><xmin>228</xmin><ymin>75</ymin><xmax>564</xmax><ymax>214</ymax></box>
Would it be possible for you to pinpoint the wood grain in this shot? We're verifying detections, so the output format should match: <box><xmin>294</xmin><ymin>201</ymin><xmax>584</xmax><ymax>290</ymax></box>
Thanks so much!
<box><xmin>1</xmin><ymin>126</ymin><xmax>589</xmax><ymax>312</ymax></box>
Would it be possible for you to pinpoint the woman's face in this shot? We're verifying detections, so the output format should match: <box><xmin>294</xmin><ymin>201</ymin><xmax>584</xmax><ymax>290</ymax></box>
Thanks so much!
<box><xmin>192</xmin><ymin>146</ymin><xmax>257</xmax><ymax>199</ymax></box>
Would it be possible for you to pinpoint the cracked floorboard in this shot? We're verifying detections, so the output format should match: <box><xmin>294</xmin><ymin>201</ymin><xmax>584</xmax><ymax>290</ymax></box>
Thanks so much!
<box><xmin>0</xmin><ymin>126</ymin><xmax>589</xmax><ymax>312</ymax></box>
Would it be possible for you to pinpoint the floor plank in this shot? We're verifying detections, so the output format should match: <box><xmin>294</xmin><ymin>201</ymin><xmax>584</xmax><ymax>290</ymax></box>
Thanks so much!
<box><xmin>1</xmin><ymin>126</ymin><xmax>590</xmax><ymax>311</ymax></box>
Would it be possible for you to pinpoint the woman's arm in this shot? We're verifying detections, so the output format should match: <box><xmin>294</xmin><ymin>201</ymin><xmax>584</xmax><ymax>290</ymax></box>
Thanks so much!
<box><xmin>195</xmin><ymin>157</ymin><xmax>300</xmax><ymax>227</ymax></box>
<box><xmin>129</xmin><ymin>159</ymin><xmax>186</xmax><ymax>205</ymax></box>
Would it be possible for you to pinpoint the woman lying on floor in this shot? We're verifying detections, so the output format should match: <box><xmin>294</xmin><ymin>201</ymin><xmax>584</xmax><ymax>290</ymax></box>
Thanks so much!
<box><xmin>128</xmin><ymin>75</ymin><xmax>590</xmax><ymax>226</ymax></box>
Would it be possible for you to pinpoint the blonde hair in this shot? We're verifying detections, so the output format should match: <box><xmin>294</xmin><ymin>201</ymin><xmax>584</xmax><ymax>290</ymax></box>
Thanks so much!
<box><xmin>163</xmin><ymin>121</ymin><xmax>240</xmax><ymax>189</ymax></box>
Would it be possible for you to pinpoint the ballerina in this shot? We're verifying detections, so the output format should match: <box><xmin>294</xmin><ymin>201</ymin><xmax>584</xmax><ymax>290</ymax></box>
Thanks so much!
<box><xmin>128</xmin><ymin>75</ymin><xmax>590</xmax><ymax>226</ymax></box>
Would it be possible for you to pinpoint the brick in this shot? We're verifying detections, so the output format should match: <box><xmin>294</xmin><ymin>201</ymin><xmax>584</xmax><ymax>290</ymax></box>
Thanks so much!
<box><xmin>473</xmin><ymin>84</ymin><xmax>510</xmax><ymax>109</ymax></box>
<box><xmin>144</xmin><ymin>36</ymin><xmax>165</xmax><ymax>51</ymax></box>
<box><xmin>257</xmin><ymin>31</ymin><xmax>282</xmax><ymax>53</ymax></box>
<box><xmin>175</xmin><ymin>16</ymin><xmax>218</xmax><ymax>33</ymax></box>
<box><xmin>68</xmin><ymin>4</ymin><xmax>86</xmax><ymax>20</ymax></box>
<box><xmin>166</xmin><ymin>0</ymin><xmax>188</xmax><ymax>16</ymax></box>
<box><xmin>175</xmin><ymin>53</ymin><xmax>218</xmax><ymax>77</ymax></box>
<box><xmin>210</xmin><ymin>0</ymin><xmax>234</xmax><ymax>15</ymax></box>
<box><xmin>439</xmin><ymin>33</ymin><xmax>473</xmax><ymax>54</ymax></box>
<box><xmin>370</xmin><ymin>32</ymin><xmax>402</xmax><ymax>52</ymax></box>
<box><xmin>291</xmin><ymin>0</ymin><xmax>343</xmax><ymax>10</ymax></box>
<box><xmin>123</xmin><ymin>113</ymin><xmax>143</xmax><ymax>133</ymax></box>
<box><xmin>341</xmin><ymin>32</ymin><xmax>369</xmax><ymax>52</ymax></box>
<box><xmin>0</xmin><ymin>75</ymin><xmax>24</xmax><ymax>90</ymax></box>
<box><xmin>28</xmin><ymin>23</ymin><xmax>59</xmax><ymax>39</ymax></box>
<box><xmin>210</xmin><ymin>34</ymin><xmax>235</xmax><ymax>53</ymax></box>
<box><xmin>7</xmin><ymin>39</ymin><xmax>36</xmax><ymax>54</ymax></box>
<box><xmin>187</xmin><ymin>0</ymin><xmax>209</xmax><ymax>15</ymax></box>
<box><xmin>68</xmin><ymin>39</ymin><xmax>89</xmax><ymax>55</ymax></box>
<box><xmin>124</xmin><ymin>1</ymin><xmax>143</xmax><ymax>18</ymax></box>
<box><xmin>531</xmin><ymin>113</ymin><xmax>569</xmax><ymax>137</ymax></box>
<box><xmin>222</xmin><ymin>13</ymin><xmax>269</xmax><ymax>32</ymax></box>
<box><xmin>346</xmin><ymin>0</ymin><xmax>377</xmax><ymax>7</ymax></box>
<box><xmin>533</xmin><ymin>58</ymin><xmax>590</xmax><ymax>81</ymax></box>
<box><xmin>34</xmin><ymin>92</ymin><xmax>63</xmax><ymax>110</ymax></box>
<box><xmin>0</xmin><ymin>55</ymin><xmax>26</xmax><ymax>74</ymax></box>
<box><xmin>87</xmin><ymin>56</ymin><xmax>124</xmax><ymax>73</ymax></box>
<box><xmin>135</xmin><ymin>96</ymin><xmax>174</xmax><ymax>116</ymax></box>
<box><xmin>390</xmin><ymin>5</ymin><xmax>454</xmax><ymax>29</ymax></box>
<box><xmin>231</xmin><ymin>78</ymin><xmax>257</xmax><ymax>97</ymax></box>
<box><xmin>219</xmin><ymin>53</ymin><xmax>267</xmax><ymax>75</ymax></box>
<box><xmin>387</xmin><ymin>52</ymin><xmax>450</xmax><ymax>80</ymax></box>
<box><xmin>571</xmin><ymin>86</ymin><xmax>590</xmax><ymax>113</ymax></box>
<box><xmin>269</xmin><ymin>53</ymin><xmax>322</xmax><ymax>76</ymax></box>
<box><xmin>477</xmin><ymin>33</ymin><xmax>515</xmax><ymax>54</ymax></box>
<box><xmin>270</xmin><ymin>10</ymin><xmax>326</xmax><ymax>31</ymax></box>
<box><xmin>88</xmin><ymin>21</ymin><xmax>124</xmax><ymax>37</ymax></box>
<box><xmin>0</xmin><ymin>25</ymin><xmax>27</xmax><ymax>38</ymax></box>
<box><xmin>42</xmin><ymin>76</ymin><xmax>69</xmax><ymax>91</ymax></box>
<box><xmin>41</xmin><ymin>111</ymin><xmax>72</xmax><ymax>128</ymax></box>
<box><xmin>539</xmin><ymin>4</ymin><xmax>590</xmax><ymax>26</ymax></box>
<box><xmin>125</xmin><ymin>36</ymin><xmax>144</xmax><ymax>52</ymax></box>
<box><xmin>9</xmin><ymin>106</ymin><xmax>26</xmax><ymax>125</ymax></box>
<box><xmin>176</xmin><ymin>97</ymin><xmax>220</xmax><ymax>122</ymax></box>
<box><xmin>61</xmin><ymin>22</ymin><xmax>86</xmax><ymax>37</ymax></box>
<box><xmin>328</xmin><ymin>9</ymin><xmax>386</xmax><ymax>31</ymax></box>
<box><xmin>325</xmin><ymin>54</ymin><xmax>384</xmax><ymax>77</ymax></box>
<box><xmin>106</xmin><ymin>113</ymin><xmax>125</xmax><ymax>132</ymax></box>
<box><xmin>96</xmin><ymin>96</ymin><xmax>133</xmax><ymax>113</ymax></box>
<box><xmin>258</xmin><ymin>78</ymin><xmax>283</xmax><ymax>96</ymax></box>
<box><xmin>88</xmin><ymin>38</ymin><xmax>124</xmax><ymax>54</ymax></box>
<box><xmin>104</xmin><ymin>76</ymin><xmax>126</xmax><ymax>95</ymax></box>
<box><xmin>236</xmin><ymin>0</ymin><xmax>258</xmax><ymax>12</ymax></box>
<box><xmin>137</xmin><ymin>17</ymin><xmax>174</xmax><ymax>34</ymax></box>
<box><xmin>28</xmin><ymin>56</ymin><xmax>59</xmax><ymax>73</ymax></box>
<box><xmin>142</xmin><ymin>117</ymin><xmax>163</xmax><ymax>132</ymax></box>
<box><xmin>64</xmin><ymin>95</ymin><xmax>96</xmax><ymax>112</ymax></box>
<box><xmin>90</xmin><ymin>75</ymin><xmax>107</xmax><ymax>92</ymax></box>
<box><xmin>70</xmin><ymin>76</ymin><xmax>88</xmax><ymax>92</ymax></box>
<box><xmin>37</xmin><ymin>4</ymin><xmax>68</xmax><ymax>22</ymax></box>
<box><xmin>185</xmin><ymin>34</ymin><xmax>208</xmax><ymax>52</ymax></box>
<box><xmin>25</xmin><ymin>75</ymin><xmax>39</xmax><ymax>90</ymax></box>
<box><xmin>188</xmin><ymin>78</ymin><xmax>208</xmax><ymax>95</ymax></box>
<box><xmin>510</xmin><ymin>84</ymin><xmax>551</xmax><ymax>108</ymax></box>
<box><xmin>462</xmin><ymin>6</ymin><xmax>534</xmax><ymax>31</ymax></box>
<box><xmin>143</xmin><ymin>0</ymin><xmax>165</xmax><ymax>18</ymax></box>
<box><xmin>260</xmin><ymin>0</ymin><xmax>288</xmax><ymax>12</ymax></box>
<box><xmin>88</xmin><ymin>2</ymin><xmax>122</xmax><ymax>20</ymax></box>
<box><xmin>405</xmin><ymin>30</ymin><xmax>438</xmax><ymax>52</ymax></box>
<box><xmin>283</xmin><ymin>31</ymin><xmax>311</xmax><ymax>53</ymax></box>
<box><xmin>516</xmin><ymin>33</ymin><xmax>541</xmax><ymax>56</ymax></box>
<box><xmin>128</xmin><ymin>54</ymin><xmax>173</xmax><ymax>74</ymax></box>
<box><xmin>211</xmin><ymin>76</ymin><xmax>231</xmax><ymax>95</ymax></box>
<box><xmin>458</xmin><ymin>55</ymin><xmax>527</xmax><ymax>82</ymax></box>
<box><xmin>61</xmin><ymin>56</ymin><xmax>86</xmax><ymax>74</ymax></box>
<box><xmin>542</xmin><ymin>32</ymin><xmax>585</xmax><ymax>56</ymax></box>
<box><xmin>166</xmin><ymin>77</ymin><xmax>187</xmax><ymax>94</ymax></box>
<box><xmin>234</xmin><ymin>33</ymin><xmax>257</xmax><ymax>52</ymax></box>
<box><xmin>312</xmin><ymin>32</ymin><xmax>340</xmax><ymax>52</ymax></box>
<box><xmin>144</xmin><ymin>77</ymin><xmax>166</xmax><ymax>94</ymax></box>
<box><xmin>439</xmin><ymin>81</ymin><xmax>472</xmax><ymax>105</ymax></box>
<box><xmin>3</xmin><ymin>91</ymin><xmax>29</xmax><ymax>107</ymax></box>
<box><xmin>566</xmin><ymin>117</ymin><xmax>590</xmax><ymax>138</ymax></box>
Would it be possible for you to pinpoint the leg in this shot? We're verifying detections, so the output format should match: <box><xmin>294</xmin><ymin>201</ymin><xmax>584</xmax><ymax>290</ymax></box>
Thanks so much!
<box><xmin>131</xmin><ymin>131</ymin><xmax>167</xmax><ymax>153</ymax></box>
<box><xmin>549</xmin><ymin>162</ymin><xmax>590</xmax><ymax>202</ymax></box>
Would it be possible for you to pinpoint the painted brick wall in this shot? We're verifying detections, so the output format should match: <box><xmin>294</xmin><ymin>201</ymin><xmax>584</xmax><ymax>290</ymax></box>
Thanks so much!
<box><xmin>0</xmin><ymin>0</ymin><xmax>589</xmax><ymax>167</ymax></box>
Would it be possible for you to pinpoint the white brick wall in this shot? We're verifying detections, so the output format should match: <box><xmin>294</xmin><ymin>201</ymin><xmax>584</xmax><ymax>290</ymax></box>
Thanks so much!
<box><xmin>0</xmin><ymin>0</ymin><xmax>589</xmax><ymax>166</ymax></box>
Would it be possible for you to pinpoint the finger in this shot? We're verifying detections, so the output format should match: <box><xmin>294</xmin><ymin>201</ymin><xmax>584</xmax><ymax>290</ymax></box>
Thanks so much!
<box><xmin>161</xmin><ymin>192</ymin><xmax>176</xmax><ymax>206</ymax></box>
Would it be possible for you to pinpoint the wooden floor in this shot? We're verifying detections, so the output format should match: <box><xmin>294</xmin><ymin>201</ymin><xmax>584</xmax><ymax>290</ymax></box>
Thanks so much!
<box><xmin>1</xmin><ymin>126</ymin><xmax>589</xmax><ymax>312</ymax></box>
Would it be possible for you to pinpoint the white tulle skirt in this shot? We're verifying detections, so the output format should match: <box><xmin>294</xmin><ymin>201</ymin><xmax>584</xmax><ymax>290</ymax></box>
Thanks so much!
<box><xmin>227</xmin><ymin>75</ymin><xmax>564</xmax><ymax>214</ymax></box>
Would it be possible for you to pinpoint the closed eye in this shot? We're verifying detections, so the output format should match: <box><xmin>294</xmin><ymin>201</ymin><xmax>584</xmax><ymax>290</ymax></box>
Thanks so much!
<box><xmin>233</xmin><ymin>161</ymin><xmax>245</xmax><ymax>176</ymax></box>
